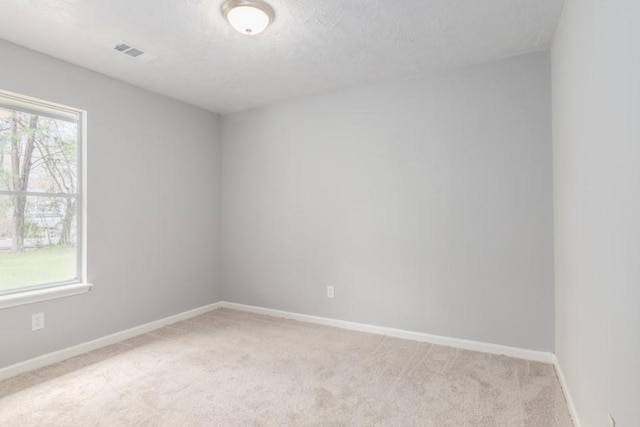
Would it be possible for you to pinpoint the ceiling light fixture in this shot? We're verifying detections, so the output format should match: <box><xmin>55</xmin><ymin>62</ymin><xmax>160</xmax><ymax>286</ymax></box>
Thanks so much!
<box><xmin>221</xmin><ymin>0</ymin><xmax>275</xmax><ymax>36</ymax></box>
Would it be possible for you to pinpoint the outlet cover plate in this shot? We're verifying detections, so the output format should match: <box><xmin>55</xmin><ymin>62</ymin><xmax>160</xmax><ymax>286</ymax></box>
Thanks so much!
<box><xmin>327</xmin><ymin>286</ymin><xmax>335</xmax><ymax>299</ymax></box>
<box><xmin>32</xmin><ymin>312</ymin><xmax>44</xmax><ymax>331</ymax></box>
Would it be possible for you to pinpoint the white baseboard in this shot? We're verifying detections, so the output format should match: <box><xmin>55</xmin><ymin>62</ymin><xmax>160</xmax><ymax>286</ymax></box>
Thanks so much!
<box><xmin>218</xmin><ymin>301</ymin><xmax>554</xmax><ymax>364</ymax></box>
<box><xmin>0</xmin><ymin>302</ymin><xmax>222</xmax><ymax>382</ymax></box>
<box><xmin>0</xmin><ymin>300</ymin><xmax>555</xmax><ymax>384</ymax></box>
<box><xmin>552</xmin><ymin>355</ymin><xmax>582</xmax><ymax>427</ymax></box>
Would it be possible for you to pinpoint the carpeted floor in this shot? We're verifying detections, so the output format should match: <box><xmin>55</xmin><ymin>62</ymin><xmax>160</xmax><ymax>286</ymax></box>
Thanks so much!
<box><xmin>0</xmin><ymin>308</ymin><xmax>573</xmax><ymax>426</ymax></box>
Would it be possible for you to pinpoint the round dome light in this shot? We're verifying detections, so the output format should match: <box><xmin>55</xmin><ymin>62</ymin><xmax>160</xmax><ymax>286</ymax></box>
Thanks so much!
<box><xmin>222</xmin><ymin>0</ymin><xmax>275</xmax><ymax>36</ymax></box>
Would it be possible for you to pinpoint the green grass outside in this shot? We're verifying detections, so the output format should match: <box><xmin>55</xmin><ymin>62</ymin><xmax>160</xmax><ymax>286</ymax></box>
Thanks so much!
<box><xmin>0</xmin><ymin>246</ymin><xmax>76</xmax><ymax>291</ymax></box>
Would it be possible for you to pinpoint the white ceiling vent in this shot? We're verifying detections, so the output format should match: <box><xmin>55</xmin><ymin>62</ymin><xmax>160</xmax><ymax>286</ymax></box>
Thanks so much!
<box><xmin>112</xmin><ymin>42</ymin><xmax>158</xmax><ymax>63</ymax></box>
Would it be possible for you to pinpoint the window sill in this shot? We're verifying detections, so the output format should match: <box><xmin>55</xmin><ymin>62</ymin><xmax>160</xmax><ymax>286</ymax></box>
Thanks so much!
<box><xmin>0</xmin><ymin>283</ymin><xmax>93</xmax><ymax>309</ymax></box>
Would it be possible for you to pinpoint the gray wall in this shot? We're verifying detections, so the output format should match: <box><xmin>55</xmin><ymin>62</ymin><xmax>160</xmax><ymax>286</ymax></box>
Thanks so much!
<box><xmin>0</xmin><ymin>40</ymin><xmax>221</xmax><ymax>368</ymax></box>
<box><xmin>552</xmin><ymin>0</ymin><xmax>640</xmax><ymax>425</ymax></box>
<box><xmin>221</xmin><ymin>52</ymin><xmax>555</xmax><ymax>351</ymax></box>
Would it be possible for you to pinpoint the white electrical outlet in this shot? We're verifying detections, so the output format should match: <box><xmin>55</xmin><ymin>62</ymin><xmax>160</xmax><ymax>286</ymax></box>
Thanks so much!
<box><xmin>32</xmin><ymin>312</ymin><xmax>44</xmax><ymax>331</ymax></box>
<box><xmin>326</xmin><ymin>285</ymin><xmax>335</xmax><ymax>299</ymax></box>
<box><xmin>609</xmin><ymin>413</ymin><xmax>615</xmax><ymax>427</ymax></box>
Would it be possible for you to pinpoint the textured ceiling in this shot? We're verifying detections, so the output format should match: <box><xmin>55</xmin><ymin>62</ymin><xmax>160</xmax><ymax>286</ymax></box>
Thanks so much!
<box><xmin>0</xmin><ymin>0</ymin><xmax>563</xmax><ymax>114</ymax></box>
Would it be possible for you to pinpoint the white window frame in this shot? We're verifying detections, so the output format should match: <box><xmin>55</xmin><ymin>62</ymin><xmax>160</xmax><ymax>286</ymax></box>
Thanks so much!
<box><xmin>0</xmin><ymin>90</ymin><xmax>92</xmax><ymax>309</ymax></box>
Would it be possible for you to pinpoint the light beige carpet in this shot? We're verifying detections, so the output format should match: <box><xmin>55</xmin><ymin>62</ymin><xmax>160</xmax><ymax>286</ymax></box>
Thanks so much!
<box><xmin>0</xmin><ymin>308</ymin><xmax>573</xmax><ymax>426</ymax></box>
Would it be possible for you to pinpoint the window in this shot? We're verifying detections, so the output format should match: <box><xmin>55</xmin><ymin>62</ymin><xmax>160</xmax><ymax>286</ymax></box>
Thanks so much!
<box><xmin>0</xmin><ymin>90</ymin><xmax>88</xmax><ymax>305</ymax></box>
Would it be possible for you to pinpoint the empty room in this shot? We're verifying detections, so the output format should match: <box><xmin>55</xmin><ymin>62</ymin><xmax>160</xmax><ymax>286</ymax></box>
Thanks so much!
<box><xmin>0</xmin><ymin>0</ymin><xmax>638</xmax><ymax>426</ymax></box>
